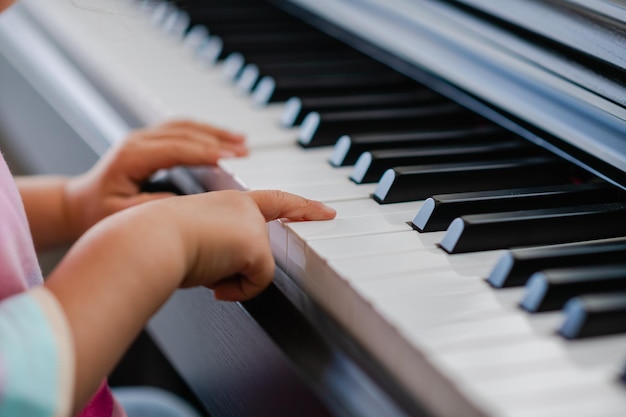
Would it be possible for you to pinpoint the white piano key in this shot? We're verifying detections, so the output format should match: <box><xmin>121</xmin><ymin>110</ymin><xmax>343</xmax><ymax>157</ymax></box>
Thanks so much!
<box><xmin>484</xmin><ymin>292</ymin><xmax>626</xmax><ymax>375</ymax></box>
<box><xmin>286</xmin><ymin>247</ymin><xmax>624</xmax><ymax>416</ymax></box>
<box><xmin>469</xmin><ymin>366</ymin><xmax>611</xmax><ymax>402</ymax></box>
<box><xmin>356</xmin><ymin>268</ymin><xmax>489</xmax><ymax>298</ymax></box>
<box><xmin>554</xmin><ymin>333</ymin><xmax>626</xmax><ymax>372</ymax></box>
<box><xmin>414</xmin><ymin>313</ymin><xmax>537</xmax><ymax>351</ymax></box>
<box><xmin>489</xmin><ymin>289</ymin><xmax>568</xmax><ymax>334</ymax></box>
<box><xmin>250</xmin><ymin>181</ymin><xmax>378</xmax><ymax>202</ymax></box>
<box><xmin>275</xmin><ymin>207</ymin><xmax>419</xmax><ymax>271</ymax></box>
<box><xmin>324</xmin><ymin>199</ymin><xmax>422</xmax><ymax>218</ymax></box>
<box><xmin>220</xmin><ymin>147</ymin><xmax>333</xmax><ymax>174</ymax></box>
<box><xmin>487</xmin><ymin>288</ymin><xmax>626</xmax><ymax>374</ymax></box>
<box><xmin>308</xmin><ymin>230</ymin><xmax>427</xmax><ymax>260</ymax></box>
<box><xmin>329</xmin><ymin>249</ymin><xmax>502</xmax><ymax>280</ymax></box>
<box><xmin>500</xmin><ymin>384</ymin><xmax>626</xmax><ymax>417</ymax></box>
<box><xmin>288</xmin><ymin>210</ymin><xmax>418</xmax><ymax>240</ymax></box>
<box><xmin>456</xmin><ymin>363</ymin><xmax>625</xmax><ymax>416</ymax></box>
<box><xmin>436</xmin><ymin>338</ymin><xmax>568</xmax><ymax>379</ymax></box>
<box><xmin>275</xmin><ymin>200</ymin><xmax>423</xmax><ymax>271</ymax></box>
<box><xmin>220</xmin><ymin>148</ymin><xmax>343</xmax><ymax>191</ymax></box>
<box><xmin>375</xmin><ymin>289</ymin><xmax>507</xmax><ymax>333</ymax></box>
<box><xmin>237</xmin><ymin>164</ymin><xmax>354</xmax><ymax>188</ymax></box>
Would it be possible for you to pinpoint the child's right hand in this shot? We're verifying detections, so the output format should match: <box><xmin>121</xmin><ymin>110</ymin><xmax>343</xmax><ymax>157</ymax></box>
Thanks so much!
<box><xmin>84</xmin><ymin>188</ymin><xmax>336</xmax><ymax>301</ymax></box>
<box><xmin>46</xmin><ymin>188</ymin><xmax>335</xmax><ymax>413</ymax></box>
<box><xmin>166</xmin><ymin>189</ymin><xmax>336</xmax><ymax>300</ymax></box>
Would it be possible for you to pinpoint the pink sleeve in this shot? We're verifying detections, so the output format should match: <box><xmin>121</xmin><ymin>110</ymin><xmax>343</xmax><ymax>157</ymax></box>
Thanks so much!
<box><xmin>77</xmin><ymin>380</ymin><xmax>127</xmax><ymax>417</ymax></box>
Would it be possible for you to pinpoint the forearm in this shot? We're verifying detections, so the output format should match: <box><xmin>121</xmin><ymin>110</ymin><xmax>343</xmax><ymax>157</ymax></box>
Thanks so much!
<box><xmin>16</xmin><ymin>176</ymin><xmax>77</xmax><ymax>250</ymax></box>
<box><xmin>45</xmin><ymin>203</ymin><xmax>187</xmax><ymax>414</ymax></box>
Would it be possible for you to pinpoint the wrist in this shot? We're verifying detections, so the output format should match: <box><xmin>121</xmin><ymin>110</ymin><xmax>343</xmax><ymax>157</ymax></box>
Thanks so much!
<box><xmin>17</xmin><ymin>175</ymin><xmax>78</xmax><ymax>249</ymax></box>
<box><xmin>63</xmin><ymin>174</ymin><xmax>95</xmax><ymax>241</ymax></box>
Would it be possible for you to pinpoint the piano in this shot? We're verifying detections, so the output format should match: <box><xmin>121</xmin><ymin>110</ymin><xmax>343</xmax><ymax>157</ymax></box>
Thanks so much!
<box><xmin>1</xmin><ymin>0</ymin><xmax>626</xmax><ymax>416</ymax></box>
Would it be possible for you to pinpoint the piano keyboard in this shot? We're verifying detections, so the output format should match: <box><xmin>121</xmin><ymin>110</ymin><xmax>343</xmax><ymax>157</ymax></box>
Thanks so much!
<box><xmin>7</xmin><ymin>0</ymin><xmax>626</xmax><ymax>416</ymax></box>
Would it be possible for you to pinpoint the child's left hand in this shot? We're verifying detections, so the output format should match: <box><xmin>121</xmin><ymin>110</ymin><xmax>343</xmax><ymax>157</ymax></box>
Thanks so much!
<box><xmin>65</xmin><ymin>119</ymin><xmax>247</xmax><ymax>239</ymax></box>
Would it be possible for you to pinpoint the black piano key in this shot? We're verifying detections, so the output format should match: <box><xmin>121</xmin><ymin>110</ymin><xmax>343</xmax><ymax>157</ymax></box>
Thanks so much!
<box><xmin>202</xmin><ymin>32</ymin><xmax>343</xmax><ymax>63</ymax></box>
<box><xmin>282</xmin><ymin>90</ymin><xmax>438</xmax><ymax>127</ymax></box>
<box><xmin>487</xmin><ymin>237</ymin><xmax>626</xmax><ymax>288</ymax></box>
<box><xmin>559</xmin><ymin>293</ymin><xmax>626</xmax><ymax>339</ymax></box>
<box><xmin>223</xmin><ymin>50</ymin><xmax>366</xmax><ymax>82</ymax></box>
<box><xmin>197</xmin><ymin>21</ymin><xmax>307</xmax><ymax>38</ymax></box>
<box><xmin>255</xmin><ymin>72</ymin><xmax>414</xmax><ymax>106</ymax></box>
<box><xmin>299</xmin><ymin>104</ymin><xmax>479</xmax><ymax>148</ymax></box>
<box><xmin>440</xmin><ymin>202</ymin><xmax>626</xmax><ymax>254</ymax></box>
<box><xmin>373</xmin><ymin>156</ymin><xmax>570</xmax><ymax>205</ymax></box>
<box><xmin>237</xmin><ymin>58</ymin><xmax>386</xmax><ymax>94</ymax></box>
<box><xmin>329</xmin><ymin>125</ymin><xmax>502</xmax><ymax>167</ymax></box>
<box><xmin>140</xmin><ymin>174</ymin><xmax>184</xmax><ymax>195</ymax></box>
<box><xmin>186</xmin><ymin>6</ymin><xmax>289</xmax><ymax>26</ymax></box>
<box><xmin>520</xmin><ymin>264</ymin><xmax>626</xmax><ymax>312</ymax></box>
<box><xmin>351</xmin><ymin>140</ymin><xmax>536</xmax><ymax>184</ymax></box>
<box><xmin>182</xmin><ymin>0</ymin><xmax>260</xmax><ymax>6</ymax></box>
<box><xmin>413</xmin><ymin>182</ymin><xmax>623</xmax><ymax>233</ymax></box>
<box><xmin>140</xmin><ymin>168</ymin><xmax>205</xmax><ymax>196</ymax></box>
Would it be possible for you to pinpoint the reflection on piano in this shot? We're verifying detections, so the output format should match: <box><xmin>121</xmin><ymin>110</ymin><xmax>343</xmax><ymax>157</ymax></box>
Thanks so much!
<box><xmin>1</xmin><ymin>0</ymin><xmax>626</xmax><ymax>416</ymax></box>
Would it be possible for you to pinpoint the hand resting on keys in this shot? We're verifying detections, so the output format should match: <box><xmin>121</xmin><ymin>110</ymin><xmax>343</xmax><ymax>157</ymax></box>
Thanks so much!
<box><xmin>18</xmin><ymin>119</ymin><xmax>249</xmax><ymax>251</ymax></box>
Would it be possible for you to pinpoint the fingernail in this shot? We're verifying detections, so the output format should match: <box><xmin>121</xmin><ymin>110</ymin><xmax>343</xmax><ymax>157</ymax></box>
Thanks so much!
<box><xmin>231</xmin><ymin>133</ymin><xmax>246</xmax><ymax>140</ymax></box>
<box><xmin>320</xmin><ymin>202</ymin><xmax>337</xmax><ymax>215</ymax></box>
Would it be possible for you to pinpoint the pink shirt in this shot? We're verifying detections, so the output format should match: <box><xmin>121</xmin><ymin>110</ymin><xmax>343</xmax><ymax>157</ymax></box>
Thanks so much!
<box><xmin>0</xmin><ymin>151</ymin><xmax>124</xmax><ymax>417</ymax></box>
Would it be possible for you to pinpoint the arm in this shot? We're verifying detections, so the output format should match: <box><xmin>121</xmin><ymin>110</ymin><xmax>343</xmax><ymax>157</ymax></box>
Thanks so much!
<box><xmin>16</xmin><ymin>175</ymin><xmax>74</xmax><ymax>251</ymax></box>
<box><xmin>45</xmin><ymin>190</ymin><xmax>336</xmax><ymax>414</ymax></box>
<box><xmin>19</xmin><ymin>120</ymin><xmax>247</xmax><ymax>251</ymax></box>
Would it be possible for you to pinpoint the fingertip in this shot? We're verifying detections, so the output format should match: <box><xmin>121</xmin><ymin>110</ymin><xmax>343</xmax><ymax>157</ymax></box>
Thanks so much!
<box><xmin>302</xmin><ymin>200</ymin><xmax>336</xmax><ymax>221</ymax></box>
<box><xmin>227</xmin><ymin>142</ymin><xmax>249</xmax><ymax>156</ymax></box>
<box><xmin>230</xmin><ymin>132</ymin><xmax>246</xmax><ymax>142</ymax></box>
<box><xmin>216</xmin><ymin>129</ymin><xmax>246</xmax><ymax>143</ymax></box>
<box><xmin>318</xmin><ymin>201</ymin><xmax>337</xmax><ymax>219</ymax></box>
<box><xmin>236</xmin><ymin>145</ymin><xmax>250</xmax><ymax>156</ymax></box>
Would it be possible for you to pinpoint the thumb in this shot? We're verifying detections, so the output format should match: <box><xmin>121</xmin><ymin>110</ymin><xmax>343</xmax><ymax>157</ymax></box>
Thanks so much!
<box><xmin>246</xmin><ymin>190</ymin><xmax>336</xmax><ymax>222</ymax></box>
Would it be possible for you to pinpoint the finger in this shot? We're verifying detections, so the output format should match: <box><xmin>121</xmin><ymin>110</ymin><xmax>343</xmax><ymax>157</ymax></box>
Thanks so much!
<box><xmin>211</xmin><ymin>269</ymin><xmax>274</xmax><ymax>302</ymax></box>
<box><xmin>138</xmin><ymin>127</ymin><xmax>248</xmax><ymax>157</ymax></box>
<box><xmin>120</xmin><ymin>140</ymin><xmax>238</xmax><ymax>183</ymax></box>
<box><xmin>210</xmin><ymin>244</ymin><xmax>276</xmax><ymax>301</ymax></box>
<box><xmin>159</xmin><ymin>119</ymin><xmax>246</xmax><ymax>143</ymax></box>
<box><xmin>246</xmin><ymin>190</ymin><xmax>336</xmax><ymax>222</ymax></box>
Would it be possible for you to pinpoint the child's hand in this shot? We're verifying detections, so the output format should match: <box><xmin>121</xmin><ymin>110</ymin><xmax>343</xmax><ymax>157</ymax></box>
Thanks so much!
<box><xmin>172</xmin><ymin>189</ymin><xmax>337</xmax><ymax>300</ymax></box>
<box><xmin>47</xmin><ymin>189</ymin><xmax>335</xmax><ymax>412</ymax></box>
<box><xmin>65</xmin><ymin>120</ymin><xmax>247</xmax><ymax>238</ymax></box>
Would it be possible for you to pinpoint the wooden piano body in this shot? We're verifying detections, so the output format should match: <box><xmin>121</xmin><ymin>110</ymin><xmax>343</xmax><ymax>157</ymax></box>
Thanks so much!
<box><xmin>1</xmin><ymin>1</ymin><xmax>626</xmax><ymax>416</ymax></box>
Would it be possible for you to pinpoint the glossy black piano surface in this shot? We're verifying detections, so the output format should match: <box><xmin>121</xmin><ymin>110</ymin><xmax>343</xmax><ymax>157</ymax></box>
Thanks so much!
<box><xmin>1</xmin><ymin>0</ymin><xmax>626</xmax><ymax>416</ymax></box>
